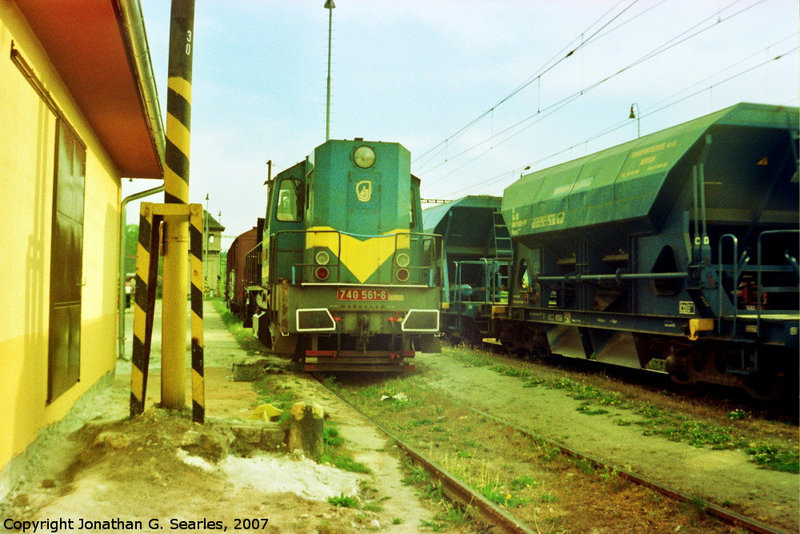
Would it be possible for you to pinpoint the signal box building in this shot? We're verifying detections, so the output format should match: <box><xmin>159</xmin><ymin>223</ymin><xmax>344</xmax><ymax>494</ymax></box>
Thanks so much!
<box><xmin>204</xmin><ymin>210</ymin><xmax>225</xmax><ymax>296</ymax></box>
<box><xmin>0</xmin><ymin>0</ymin><xmax>164</xmax><ymax>498</ymax></box>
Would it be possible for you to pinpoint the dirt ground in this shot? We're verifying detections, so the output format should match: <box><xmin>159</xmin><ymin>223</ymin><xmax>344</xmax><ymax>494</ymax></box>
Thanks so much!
<box><xmin>0</xmin><ymin>302</ymin><xmax>447</xmax><ymax>533</ymax></box>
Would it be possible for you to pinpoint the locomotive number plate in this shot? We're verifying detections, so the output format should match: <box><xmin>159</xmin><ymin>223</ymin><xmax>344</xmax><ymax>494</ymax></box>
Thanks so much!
<box><xmin>337</xmin><ymin>288</ymin><xmax>389</xmax><ymax>301</ymax></box>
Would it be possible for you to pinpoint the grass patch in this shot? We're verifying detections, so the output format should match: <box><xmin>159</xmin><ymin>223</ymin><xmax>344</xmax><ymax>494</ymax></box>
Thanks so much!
<box><xmin>211</xmin><ymin>299</ymin><xmax>265</xmax><ymax>353</ymax></box>
<box><xmin>745</xmin><ymin>442</ymin><xmax>800</xmax><ymax>473</ymax></box>
<box><xmin>323</xmin><ymin>424</ymin><xmax>344</xmax><ymax>448</ymax></box>
<box><xmin>320</xmin><ymin>420</ymin><xmax>371</xmax><ymax>473</ymax></box>
<box><xmin>576</xmin><ymin>403</ymin><xmax>610</xmax><ymax>416</ymax></box>
<box><xmin>328</xmin><ymin>493</ymin><xmax>359</xmax><ymax>508</ymax></box>
<box><xmin>320</xmin><ymin>452</ymin><xmax>371</xmax><ymax>473</ymax></box>
<box><xmin>478</xmin><ymin>484</ymin><xmax>529</xmax><ymax>507</ymax></box>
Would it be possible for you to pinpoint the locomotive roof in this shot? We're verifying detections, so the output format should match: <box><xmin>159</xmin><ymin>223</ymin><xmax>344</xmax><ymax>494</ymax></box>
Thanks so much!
<box><xmin>502</xmin><ymin>102</ymin><xmax>799</xmax><ymax>238</ymax></box>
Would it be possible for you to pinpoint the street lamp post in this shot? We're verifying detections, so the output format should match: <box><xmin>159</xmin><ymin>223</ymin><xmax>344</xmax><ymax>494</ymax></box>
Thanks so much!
<box><xmin>629</xmin><ymin>103</ymin><xmax>640</xmax><ymax>138</ymax></box>
<box><xmin>204</xmin><ymin>193</ymin><xmax>209</xmax><ymax>295</ymax></box>
<box><xmin>325</xmin><ymin>0</ymin><xmax>335</xmax><ymax>141</ymax></box>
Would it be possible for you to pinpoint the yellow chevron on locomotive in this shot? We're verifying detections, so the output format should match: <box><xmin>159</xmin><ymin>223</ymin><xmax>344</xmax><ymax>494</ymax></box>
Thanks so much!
<box><xmin>305</xmin><ymin>226</ymin><xmax>410</xmax><ymax>283</ymax></box>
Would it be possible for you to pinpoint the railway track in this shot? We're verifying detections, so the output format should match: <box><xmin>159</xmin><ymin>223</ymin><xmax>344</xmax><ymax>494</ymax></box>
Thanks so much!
<box><xmin>314</xmin><ymin>372</ymin><xmax>791</xmax><ymax>534</ymax></box>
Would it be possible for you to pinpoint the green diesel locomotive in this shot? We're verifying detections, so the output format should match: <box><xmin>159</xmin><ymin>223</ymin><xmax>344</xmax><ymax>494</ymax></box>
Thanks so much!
<box><xmin>252</xmin><ymin>138</ymin><xmax>442</xmax><ymax>371</ymax></box>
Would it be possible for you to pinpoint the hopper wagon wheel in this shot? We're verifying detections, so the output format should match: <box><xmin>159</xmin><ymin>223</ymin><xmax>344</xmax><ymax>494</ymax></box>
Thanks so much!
<box><xmin>467</xmin><ymin>320</ymin><xmax>485</xmax><ymax>347</ymax></box>
<box><xmin>665</xmin><ymin>347</ymin><xmax>696</xmax><ymax>386</ymax></box>
<box><xmin>529</xmin><ymin>331</ymin><xmax>552</xmax><ymax>360</ymax></box>
<box><xmin>742</xmin><ymin>349</ymin><xmax>789</xmax><ymax>401</ymax></box>
<box><xmin>499</xmin><ymin>323</ymin><xmax>529</xmax><ymax>359</ymax></box>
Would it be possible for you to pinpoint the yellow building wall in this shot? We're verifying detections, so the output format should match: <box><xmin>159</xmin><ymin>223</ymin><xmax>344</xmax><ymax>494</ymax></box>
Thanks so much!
<box><xmin>0</xmin><ymin>1</ymin><xmax>123</xmax><ymax>486</ymax></box>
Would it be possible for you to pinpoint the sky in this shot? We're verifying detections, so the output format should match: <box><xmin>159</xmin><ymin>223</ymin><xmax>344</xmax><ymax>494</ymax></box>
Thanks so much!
<box><xmin>125</xmin><ymin>0</ymin><xmax>799</xmax><ymax>248</ymax></box>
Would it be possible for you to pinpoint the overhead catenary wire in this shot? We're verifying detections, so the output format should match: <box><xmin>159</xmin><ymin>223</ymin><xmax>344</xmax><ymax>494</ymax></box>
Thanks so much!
<box><xmin>440</xmin><ymin>43</ymin><xmax>798</xmax><ymax>199</ymax></box>
<box><xmin>420</xmin><ymin>0</ymin><xmax>770</xmax><ymax>189</ymax></box>
<box><xmin>412</xmin><ymin>0</ymin><xmax>642</xmax><ymax>169</ymax></box>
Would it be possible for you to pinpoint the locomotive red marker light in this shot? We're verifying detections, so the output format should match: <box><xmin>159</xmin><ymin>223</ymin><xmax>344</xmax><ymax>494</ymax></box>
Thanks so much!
<box><xmin>396</xmin><ymin>268</ymin><xmax>409</xmax><ymax>282</ymax></box>
<box><xmin>315</xmin><ymin>266</ymin><xmax>329</xmax><ymax>280</ymax></box>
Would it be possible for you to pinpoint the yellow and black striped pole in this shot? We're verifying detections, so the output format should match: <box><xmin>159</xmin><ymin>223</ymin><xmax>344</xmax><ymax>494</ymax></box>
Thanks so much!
<box><xmin>161</xmin><ymin>0</ymin><xmax>195</xmax><ymax>410</ymax></box>
<box><xmin>130</xmin><ymin>203</ymin><xmax>161</xmax><ymax>417</ymax></box>
<box><xmin>189</xmin><ymin>204</ymin><xmax>204</xmax><ymax>423</ymax></box>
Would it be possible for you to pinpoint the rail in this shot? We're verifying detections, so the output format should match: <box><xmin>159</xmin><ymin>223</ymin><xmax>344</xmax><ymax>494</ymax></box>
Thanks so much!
<box><xmin>314</xmin><ymin>375</ymin><xmax>536</xmax><ymax>533</ymax></box>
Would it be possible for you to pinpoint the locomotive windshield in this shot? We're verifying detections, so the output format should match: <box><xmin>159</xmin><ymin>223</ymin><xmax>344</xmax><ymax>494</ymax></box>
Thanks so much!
<box><xmin>275</xmin><ymin>179</ymin><xmax>303</xmax><ymax>222</ymax></box>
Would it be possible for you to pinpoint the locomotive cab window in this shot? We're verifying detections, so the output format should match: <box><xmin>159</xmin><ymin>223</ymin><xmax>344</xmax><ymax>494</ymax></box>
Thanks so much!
<box><xmin>409</xmin><ymin>187</ymin><xmax>417</xmax><ymax>230</ymax></box>
<box><xmin>275</xmin><ymin>179</ymin><xmax>303</xmax><ymax>222</ymax></box>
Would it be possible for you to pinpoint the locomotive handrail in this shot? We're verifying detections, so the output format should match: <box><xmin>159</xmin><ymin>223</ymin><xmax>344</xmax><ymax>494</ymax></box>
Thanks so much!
<box><xmin>451</xmin><ymin>259</ymin><xmax>509</xmax><ymax>304</ymax></box>
<box><xmin>534</xmin><ymin>271</ymin><xmax>688</xmax><ymax>282</ymax></box>
<box><xmin>756</xmin><ymin>229</ymin><xmax>800</xmax><ymax>334</ymax></box>
<box><xmin>717</xmin><ymin>234</ymin><xmax>739</xmax><ymax>335</ymax></box>
<box><xmin>243</xmin><ymin>241</ymin><xmax>264</xmax><ymax>287</ymax></box>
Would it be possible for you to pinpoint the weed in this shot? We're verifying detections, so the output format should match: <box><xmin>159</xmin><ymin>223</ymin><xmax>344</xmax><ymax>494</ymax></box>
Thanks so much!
<box><xmin>320</xmin><ymin>453</ymin><xmax>371</xmax><ymax>473</ymax></box>
<box><xmin>402</xmin><ymin>462</ymin><xmax>430</xmax><ymax>486</ymax></box>
<box><xmin>323</xmin><ymin>375</ymin><xmax>339</xmax><ymax>390</ymax></box>
<box><xmin>252</xmin><ymin>378</ymin><xmax>296</xmax><ymax>409</ymax></box>
<box><xmin>574</xmin><ymin>457</ymin><xmax>595</xmax><ymax>474</ymax></box>
<box><xmin>681</xmin><ymin>492</ymin><xmax>707</xmax><ymax>518</ymax></box>
<box><xmin>361</xmin><ymin>502</ymin><xmax>383</xmax><ymax>512</ymax></box>
<box><xmin>211</xmin><ymin>300</ymin><xmax>265</xmax><ymax>353</ymax></box>
<box><xmin>576</xmin><ymin>403</ymin><xmax>610</xmax><ymax>416</ymax></box>
<box><xmin>540</xmin><ymin>492</ymin><xmax>558</xmax><ymax>503</ymax></box>
<box><xmin>323</xmin><ymin>424</ymin><xmax>344</xmax><ymax>448</ymax></box>
<box><xmin>328</xmin><ymin>493</ymin><xmax>359</xmax><ymax>508</ymax></box>
<box><xmin>419</xmin><ymin>519</ymin><xmax>447</xmax><ymax>532</ymax></box>
<box><xmin>727</xmin><ymin>408</ymin><xmax>750</xmax><ymax>420</ymax></box>
<box><xmin>435</xmin><ymin>502</ymin><xmax>470</xmax><ymax>525</ymax></box>
<box><xmin>392</xmin><ymin>518</ymin><xmax>403</xmax><ymax>525</ymax></box>
<box><xmin>539</xmin><ymin>444</ymin><xmax>561</xmax><ymax>462</ymax></box>
<box><xmin>510</xmin><ymin>475</ymin><xmax>538</xmax><ymax>490</ymax></box>
<box><xmin>478</xmin><ymin>484</ymin><xmax>529</xmax><ymax>507</ymax></box>
<box><xmin>745</xmin><ymin>442</ymin><xmax>800</xmax><ymax>473</ymax></box>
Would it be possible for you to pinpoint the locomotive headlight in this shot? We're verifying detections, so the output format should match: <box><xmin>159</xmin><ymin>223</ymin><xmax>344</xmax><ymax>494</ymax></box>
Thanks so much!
<box><xmin>315</xmin><ymin>250</ymin><xmax>330</xmax><ymax>265</ymax></box>
<box><xmin>353</xmin><ymin>145</ymin><xmax>376</xmax><ymax>168</ymax></box>
<box><xmin>395</xmin><ymin>252</ymin><xmax>410</xmax><ymax>267</ymax></box>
